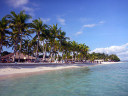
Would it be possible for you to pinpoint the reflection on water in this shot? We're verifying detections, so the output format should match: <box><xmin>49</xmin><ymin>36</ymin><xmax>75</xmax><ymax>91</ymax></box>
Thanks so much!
<box><xmin>0</xmin><ymin>63</ymin><xmax>128</xmax><ymax>96</ymax></box>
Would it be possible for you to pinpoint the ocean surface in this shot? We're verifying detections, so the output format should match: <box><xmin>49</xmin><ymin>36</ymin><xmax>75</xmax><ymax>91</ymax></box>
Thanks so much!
<box><xmin>0</xmin><ymin>62</ymin><xmax>128</xmax><ymax>96</ymax></box>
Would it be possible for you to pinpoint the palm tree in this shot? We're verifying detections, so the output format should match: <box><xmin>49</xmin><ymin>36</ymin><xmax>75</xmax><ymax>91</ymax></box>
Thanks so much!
<box><xmin>82</xmin><ymin>44</ymin><xmax>89</xmax><ymax>62</ymax></box>
<box><xmin>7</xmin><ymin>10</ymin><xmax>31</xmax><ymax>62</ymax></box>
<box><xmin>77</xmin><ymin>43</ymin><xmax>89</xmax><ymax>62</ymax></box>
<box><xmin>22</xmin><ymin>39</ymin><xmax>33</xmax><ymax>59</ymax></box>
<box><xmin>30</xmin><ymin>38</ymin><xmax>37</xmax><ymax>59</ymax></box>
<box><xmin>71</xmin><ymin>41</ymin><xmax>78</xmax><ymax>62</ymax></box>
<box><xmin>49</xmin><ymin>24</ymin><xmax>59</xmax><ymax>62</ymax></box>
<box><xmin>31</xmin><ymin>18</ymin><xmax>44</xmax><ymax>61</ymax></box>
<box><xmin>9</xmin><ymin>27</ymin><xmax>19</xmax><ymax>62</ymax></box>
<box><xmin>39</xmin><ymin>24</ymin><xmax>49</xmax><ymax>61</ymax></box>
<box><xmin>53</xmin><ymin>40</ymin><xmax>60</xmax><ymax>62</ymax></box>
<box><xmin>57</xmin><ymin>29</ymin><xmax>69</xmax><ymax>62</ymax></box>
<box><xmin>89</xmin><ymin>53</ymin><xmax>97</xmax><ymax>62</ymax></box>
<box><xmin>61</xmin><ymin>41</ymin><xmax>72</xmax><ymax>63</ymax></box>
<box><xmin>0</xmin><ymin>17</ymin><xmax>10</xmax><ymax>60</ymax></box>
<box><xmin>61</xmin><ymin>40</ymin><xmax>67</xmax><ymax>62</ymax></box>
<box><xmin>75</xmin><ymin>43</ymin><xmax>80</xmax><ymax>61</ymax></box>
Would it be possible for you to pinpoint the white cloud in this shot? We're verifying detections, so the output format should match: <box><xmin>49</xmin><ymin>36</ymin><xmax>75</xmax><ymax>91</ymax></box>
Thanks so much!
<box><xmin>99</xmin><ymin>21</ymin><xmax>105</xmax><ymax>24</ymax></box>
<box><xmin>7</xmin><ymin>0</ymin><xmax>29</xmax><ymax>8</ymax></box>
<box><xmin>57</xmin><ymin>17</ymin><xmax>66</xmax><ymax>25</ymax></box>
<box><xmin>41</xmin><ymin>18</ymin><xmax>51</xmax><ymax>23</ymax></box>
<box><xmin>83</xmin><ymin>24</ymin><xmax>96</xmax><ymax>28</ymax></box>
<box><xmin>7</xmin><ymin>0</ymin><xmax>38</xmax><ymax>17</ymax></box>
<box><xmin>75</xmin><ymin>24</ymin><xmax>96</xmax><ymax>36</ymax></box>
<box><xmin>22</xmin><ymin>6</ymin><xmax>33</xmax><ymax>12</ymax></box>
<box><xmin>75</xmin><ymin>20</ymin><xmax>105</xmax><ymax>36</ymax></box>
<box><xmin>91</xmin><ymin>43</ymin><xmax>128</xmax><ymax>61</ymax></box>
<box><xmin>75</xmin><ymin>31</ymin><xmax>83</xmax><ymax>36</ymax></box>
<box><xmin>22</xmin><ymin>6</ymin><xmax>35</xmax><ymax>16</ymax></box>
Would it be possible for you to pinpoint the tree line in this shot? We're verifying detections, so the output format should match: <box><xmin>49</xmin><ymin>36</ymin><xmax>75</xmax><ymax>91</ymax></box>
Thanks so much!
<box><xmin>0</xmin><ymin>10</ymin><xmax>120</xmax><ymax>62</ymax></box>
<box><xmin>89</xmin><ymin>52</ymin><xmax>120</xmax><ymax>62</ymax></box>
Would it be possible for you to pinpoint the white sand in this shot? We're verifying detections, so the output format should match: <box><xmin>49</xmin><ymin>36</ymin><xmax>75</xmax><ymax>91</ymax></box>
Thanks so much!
<box><xmin>101</xmin><ymin>62</ymin><xmax>123</xmax><ymax>64</ymax></box>
<box><xmin>0</xmin><ymin>65</ymin><xmax>80</xmax><ymax>77</ymax></box>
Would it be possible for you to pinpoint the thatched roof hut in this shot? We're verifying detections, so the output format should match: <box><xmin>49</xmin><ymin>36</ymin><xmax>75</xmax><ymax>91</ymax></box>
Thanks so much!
<box><xmin>2</xmin><ymin>52</ymin><xmax>36</xmax><ymax>62</ymax></box>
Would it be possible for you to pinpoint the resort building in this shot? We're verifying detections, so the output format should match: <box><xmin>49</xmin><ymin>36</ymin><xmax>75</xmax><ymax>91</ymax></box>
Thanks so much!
<box><xmin>1</xmin><ymin>52</ymin><xmax>36</xmax><ymax>62</ymax></box>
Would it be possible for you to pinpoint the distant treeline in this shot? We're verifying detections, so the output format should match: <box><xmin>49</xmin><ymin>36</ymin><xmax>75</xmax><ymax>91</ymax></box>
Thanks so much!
<box><xmin>89</xmin><ymin>52</ymin><xmax>120</xmax><ymax>62</ymax></box>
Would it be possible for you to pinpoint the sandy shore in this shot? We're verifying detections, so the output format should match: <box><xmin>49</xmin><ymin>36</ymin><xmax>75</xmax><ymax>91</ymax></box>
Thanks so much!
<box><xmin>0</xmin><ymin>65</ymin><xmax>79</xmax><ymax>76</ymax></box>
<box><xmin>0</xmin><ymin>62</ymin><xmax>122</xmax><ymax>79</ymax></box>
<box><xmin>101</xmin><ymin>61</ymin><xmax>123</xmax><ymax>64</ymax></box>
<box><xmin>0</xmin><ymin>63</ymin><xmax>97</xmax><ymax>79</ymax></box>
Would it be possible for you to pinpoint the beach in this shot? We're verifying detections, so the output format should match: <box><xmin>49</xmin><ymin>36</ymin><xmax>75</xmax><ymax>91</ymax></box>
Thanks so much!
<box><xmin>0</xmin><ymin>63</ymin><xmax>96</xmax><ymax>79</ymax></box>
<box><xmin>101</xmin><ymin>61</ymin><xmax>123</xmax><ymax>64</ymax></box>
<box><xmin>0</xmin><ymin>62</ymin><xmax>122</xmax><ymax>79</ymax></box>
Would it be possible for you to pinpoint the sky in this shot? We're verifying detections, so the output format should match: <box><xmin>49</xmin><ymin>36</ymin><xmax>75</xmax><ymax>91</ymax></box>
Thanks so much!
<box><xmin>0</xmin><ymin>0</ymin><xmax>128</xmax><ymax>60</ymax></box>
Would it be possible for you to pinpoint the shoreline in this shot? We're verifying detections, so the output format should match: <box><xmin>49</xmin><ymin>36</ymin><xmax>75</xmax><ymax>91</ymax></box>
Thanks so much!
<box><xmin>0</xmin><ymin>62</ymin><xmax>122</xmax><ymax>80</ymax></box>
<box><xmin>101</xmin><ymin>61</ymin><xmax>123</xmax><ymax>64</ymax></box>
<box><xmin>0</xmin><ymin>65</ymin><xmax>82</xmax><ymax>80</ymax></box>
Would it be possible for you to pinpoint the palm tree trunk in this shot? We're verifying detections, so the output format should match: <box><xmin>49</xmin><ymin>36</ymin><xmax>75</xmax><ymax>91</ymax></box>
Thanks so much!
<box><xmin>27</xmin><ymin>41</ymin><xmax>29</xmax><ymax>60</ymax></box>
<box><xmin>75</xmin><ymin>54</ymin><xmax>76</xmax><ymax>61</ymax></box>
<box><xmin>82</xmin><ymin>54</ymin><xmax>84</xmax><ymax>63</ymax></box>
<box><xmin>84</xmin><ymin>56</ymin><xmax>86</xmax><ymax>63</ymax></box>
<box><xmin>57</xmin><ymin>42</ymin><xmax>61</xmax><ymax>63</ymax></box>
<box><xmin>56</xmin><ymin>51</ymin><xmax>59</xmax><ymax>63</ymax></box>
<box><xmin>13</xmin><ymin>44</ymin><xmax>17</xmax><ymax>62</ymax></box>
<box><xmin>50</xmin><ymin>52</ymin><xmax>53</xmax><ymax>62</ymax></box>
<box><xmin>18</xmin><ymin>29</ymin><xmax>22</xmax><ymax>62</ymax></box>
<box><xmin>62</xmin><ymin>49</ymin><xmax>64</xmax><ymax>63</ymax></box>
<box><xmin>56</xmin><ymin>47</ymin><xmax>60</xmax><ymax>63</ymax></box>
<box><xmin>73</xmin><ymin>51</ymin><xmax>75</xmax><ymax>61</ymax></box>
<box><xmin>72</xmin><ymin>53</ymin><xmax>73</xmax><ymax>63</ymax></box>
<box><xmin>0</xmin><ymin>38</ymin><xmax>2</xmax><ymax>60</ymax></box>
<box><xmin>53</xmin><ymin>40</ymin><xmax>55</xmax><ymax>62</ymax></box>
<box><xmin>50</xmin><ymin>42</ymin><xmax>54</xmax><ymax>62</ymax></box>
<box><xmin>42</xmin><ymin>40</ymin><xmax>44</xmax><ymax>51</ymax></box>
<box><xmin>18</xmin><ymin>37</ymin><xmax>22</xmax><ymax>62</ymax></box>
<box><xmin>77</xmin><ymin>52</ymin><xmax>78</xmax><ymax>61</ymax></box>
<box><xmin>13</xmin><ymin>51</ymin><xmax>16</xmax><ymax>62</ymax></box>
<box><xmin>42</xmin><ymin>40</ymin><xmax>45</xmax><ymax>61</ymax></box>
<box><xmin>13</xmin><ymin>36</ymin><xmax>19</xmax><ymax>62</ymax></box>
<box><xmin>43</xmin><ymin>41</ymin><xmax>47</xmax><ymax>61</ymax></box>
<box><xmin>66</xmin><ymin>52</ymin><xmax>68</xmax><ymax>63</ymax></box>
<box><xmin>36</xmin><ymin>32</ymin><xmax>40</xmax><ymax>61</ymax></box>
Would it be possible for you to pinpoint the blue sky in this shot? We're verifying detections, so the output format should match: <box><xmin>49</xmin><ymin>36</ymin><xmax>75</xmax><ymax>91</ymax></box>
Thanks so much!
<box><xmin>0</xmin><ymin>0</ymin><xmax>128</xmax><ymax>60</ymax></box>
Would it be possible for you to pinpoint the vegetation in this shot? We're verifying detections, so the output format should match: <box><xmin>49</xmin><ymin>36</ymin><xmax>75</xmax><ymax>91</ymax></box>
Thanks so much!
<box><xmin>6</xmin><ymin>11</ymin><xmax>32</xmax><ymax>62</ymax></box>
<box><xmin>0</xmin><ymin>17</ymin><xmax>10</xmax><ymax>60</ymax></box>
<box><xmin>89</xmin><ymin>52</ymin><xmax>120</xmax><ymax>62</ymax></box>
<box><xmin>0</xmin><ymin>10</ymin><xmax>120</xmax><ymax>63</ymax></box>
<box><xmin>109</xmin><ymin>54</ymin><xmax>120</xmax><ymax>62</ymax></box>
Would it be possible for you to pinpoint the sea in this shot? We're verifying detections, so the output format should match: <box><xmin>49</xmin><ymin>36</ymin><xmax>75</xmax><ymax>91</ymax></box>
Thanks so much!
<box><xmin>0</xmin><ymin>62</ymin><xmax>128</xmax><ymax>96</ymax></box>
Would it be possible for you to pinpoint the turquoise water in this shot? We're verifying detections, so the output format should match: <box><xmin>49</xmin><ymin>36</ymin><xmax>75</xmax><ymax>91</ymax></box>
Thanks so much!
<box><xmin>0</xmin><ymin>62</ymin><xmax>128</xmax><ymax>96</ymax></box>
